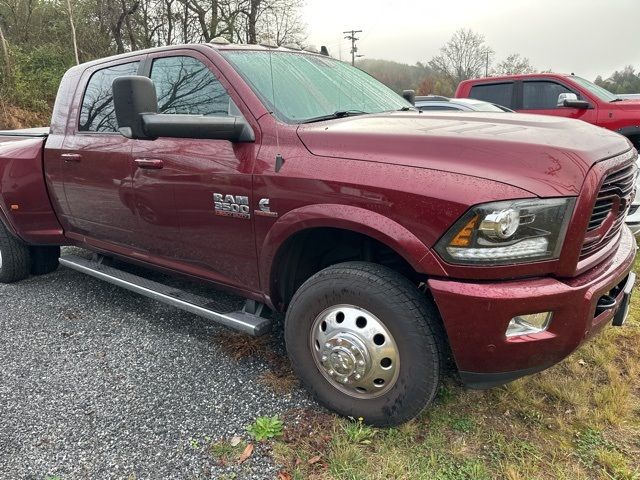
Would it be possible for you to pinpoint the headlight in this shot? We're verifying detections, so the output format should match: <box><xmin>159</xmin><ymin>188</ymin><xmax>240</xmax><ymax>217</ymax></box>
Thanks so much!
<box><xmin>435</xmin><ymin>198</ymin><xmax>575</xmax><ymax>265</ymax></box>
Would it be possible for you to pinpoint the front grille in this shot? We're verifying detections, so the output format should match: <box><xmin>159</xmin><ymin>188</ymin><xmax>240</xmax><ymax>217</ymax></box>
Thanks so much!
<box><xmin>581</xmin><ymin>156</ymin><xmax>638</xmax><ymax>259</ymax></box>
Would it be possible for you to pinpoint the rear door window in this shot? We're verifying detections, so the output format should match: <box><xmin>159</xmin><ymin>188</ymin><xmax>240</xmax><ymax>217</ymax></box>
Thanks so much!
<box><xmin>79</xmin><ymin>62</ymin><xmax>140</xmax><ymax>132</ymax></box>
<box><xmin>469</xmin><ymin>83</ymin><xmax>514</xmax><ymax>109</ymax></box>
<box><xmin>150</xmin><ymin>56</ymin><xmax>231</xmax><ymax>116</ymax></box>
<box><xmin>522</xmin><ymin>81</ymin><xmax>575</xmax><ymax>109</ymax></box>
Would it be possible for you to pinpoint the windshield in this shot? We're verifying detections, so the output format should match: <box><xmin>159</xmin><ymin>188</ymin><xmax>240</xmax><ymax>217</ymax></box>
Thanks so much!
<box><xmin>221</xmin><ymin>50</ymin><xmax>411</xmax><ymax>123</ymax></box>
<box><xmin>571</xmin><ymin>76</ymin><xmax>619</xmax><ymax>102</ymax></box>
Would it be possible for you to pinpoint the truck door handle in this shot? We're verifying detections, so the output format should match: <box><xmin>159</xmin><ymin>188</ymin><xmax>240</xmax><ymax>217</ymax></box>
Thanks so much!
<box><xmin>134</xmin><ymin>158</ymin><xmax>164</xmax><ymax>169</ymax></box>
<box><xmin>61</xmin><ymin>153</ymin><xmax>82</xmax><ymax>162</ymax></box>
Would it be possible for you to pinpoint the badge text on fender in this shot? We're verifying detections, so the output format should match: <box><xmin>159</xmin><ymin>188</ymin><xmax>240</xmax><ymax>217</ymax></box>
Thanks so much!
<box><xmin>214</xmin><ymin>193</ymin><xmax>250</xmax><ymax>219</ymax></box>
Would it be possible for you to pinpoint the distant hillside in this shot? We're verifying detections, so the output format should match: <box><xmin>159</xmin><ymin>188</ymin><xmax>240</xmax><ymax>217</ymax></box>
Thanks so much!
<box><xmin>356</xmin><ymin>58</ymin><xmax>433</xmax><ymax>94</ymax></box>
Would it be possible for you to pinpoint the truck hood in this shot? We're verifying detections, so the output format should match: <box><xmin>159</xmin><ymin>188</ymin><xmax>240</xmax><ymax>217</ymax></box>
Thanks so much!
<box><xmin>296</xmin><ymin>111</ymin><xmax>631</xmax><ymax>197</ymax></box>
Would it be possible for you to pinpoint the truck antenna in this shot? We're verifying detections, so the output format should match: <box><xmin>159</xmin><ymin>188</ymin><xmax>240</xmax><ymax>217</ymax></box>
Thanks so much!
<box><xmin>266</xmin><ymin>28</ymin><xmax>284</xmax><ymax>173</ymax></box>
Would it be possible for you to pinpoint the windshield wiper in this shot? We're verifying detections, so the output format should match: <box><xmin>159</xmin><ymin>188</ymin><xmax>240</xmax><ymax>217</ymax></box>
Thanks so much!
<box><xmin>300</xmin><ymin>110</ymin><xmax>368</xmax><ymax>124</ymax></box>
<box><xmin>610</xmin><ymin>98</ymin><xmax>624</xmax><ymax>102</ymax></box>
<box><xmin>397</xmin><ymin>106</ymin><xmax>415</xmax><ymax>111</ymax></box>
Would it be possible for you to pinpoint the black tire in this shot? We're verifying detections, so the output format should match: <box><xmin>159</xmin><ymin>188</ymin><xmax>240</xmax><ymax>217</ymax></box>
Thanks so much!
<box><xmin>29</xmin><ymin>246</ymin><xmax>60</xmax><ymax>275</ymax></box>
<box><xmin>285</xmin><ymin>261</ymin><xmax>444</xmax><ymax>427</ymax></box>
<box><xmin>0</xmin><ymin>223</ymin><xmax>30</xmax><ymax>283</ymax></box>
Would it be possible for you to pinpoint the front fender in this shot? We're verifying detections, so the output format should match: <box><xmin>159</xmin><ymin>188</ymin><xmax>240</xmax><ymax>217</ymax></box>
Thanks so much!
<box><xmin>259</xmin><ymin>203</ymin><xmax>447</xmax><ymax>294</ymax></box>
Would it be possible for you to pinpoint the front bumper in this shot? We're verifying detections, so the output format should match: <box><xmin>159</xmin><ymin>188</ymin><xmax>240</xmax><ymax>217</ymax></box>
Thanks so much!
<box><xmin>428</xmin><ymin>226</ymin><xmax>637</xmax><ymax>389</ymax></box>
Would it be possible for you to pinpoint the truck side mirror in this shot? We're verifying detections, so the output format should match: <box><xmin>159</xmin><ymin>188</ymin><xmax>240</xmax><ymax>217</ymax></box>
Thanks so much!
<box><xmin>113</xmin><ymin>75</ymin><xmax>254</xmax><ymax>142</ymax></box>
<box><xmin>557</xmin><ymin>92</ymin><xmax>591</xmax><ymax>109</ymax></box>
<box><xmin>402</xmin><ymin>89</ymin><xmax>416</xmax><ymax>106</ymax></box>
<box><xmin>112</xmin><ymin>76</ymin><xmax>158</xmax><ymax>139</ymax></box>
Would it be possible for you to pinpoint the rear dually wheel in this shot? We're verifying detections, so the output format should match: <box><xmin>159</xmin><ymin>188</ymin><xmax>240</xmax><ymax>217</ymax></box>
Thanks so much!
<box><xmin>0</xmin><ymin>223</ymin><xmax>30</xmax><ymax>283</ymax></box>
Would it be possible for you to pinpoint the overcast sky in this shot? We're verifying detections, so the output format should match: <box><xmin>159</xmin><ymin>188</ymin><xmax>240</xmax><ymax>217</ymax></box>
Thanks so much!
<box><xmin>303</xmin><ymin>0</ymin><xmax>640</xmax><ymax>80</ymax></box>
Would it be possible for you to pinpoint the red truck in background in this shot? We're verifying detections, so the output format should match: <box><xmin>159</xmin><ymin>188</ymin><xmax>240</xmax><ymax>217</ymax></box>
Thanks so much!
<box><xmin>0</xmin><ymin>42</ymin><xmax>637</xmax><ymax>426</ymax></box>
<box><xmin>456</xmin><ymin>73</ymin><xmax>640</xmax><ymax>148</ymax></box>
<box><xmin>456</xmin><ymin>73</ymin><xmax>640</xmax><ymax>235</ymax></box>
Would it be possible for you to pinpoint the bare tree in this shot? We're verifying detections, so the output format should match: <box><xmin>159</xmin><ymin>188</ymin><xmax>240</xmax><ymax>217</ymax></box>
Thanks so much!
<box><xmin>493</xmin><ymin>53</ymin><xmax>534</xmax><ymax>76</ymax></box>
<box><xmin>429</xmin><ymin>29</ymin><xmax>494</xmax><ymax>88</ymax></box>
<box><xmin>258</xmin><ymin>0</ymin><xmax>305</xmax><ymax>45</ymax></box>
<box><xmin>107</xmin><ymin>0</ymin><xmax>140</xmax><ymax>53</ymax></box>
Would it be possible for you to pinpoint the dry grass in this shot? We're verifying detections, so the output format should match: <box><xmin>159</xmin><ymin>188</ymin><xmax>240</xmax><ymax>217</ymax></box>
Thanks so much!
<box><xmin>272</xmin><ymin>260</ymin><xmax>640</xmax><ymax>480</ymax></box>
<box><xmin>212</xmin><ymin>330</ymin><xmax>299</xmax><ymax>394</ymax></box>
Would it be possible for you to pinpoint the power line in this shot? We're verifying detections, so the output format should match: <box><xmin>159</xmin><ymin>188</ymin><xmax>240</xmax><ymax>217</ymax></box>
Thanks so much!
<box><xmin>343</xmin><ymin>29</ymin><xmax>363</xmax><ymax>66</ymax></box>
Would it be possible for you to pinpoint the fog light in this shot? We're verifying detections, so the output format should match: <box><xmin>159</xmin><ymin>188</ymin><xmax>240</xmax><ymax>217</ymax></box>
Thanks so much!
<box><xmin>506</xmin><ymin>312</ymin><xmax>553</xmax><ymax>337</ymax></box>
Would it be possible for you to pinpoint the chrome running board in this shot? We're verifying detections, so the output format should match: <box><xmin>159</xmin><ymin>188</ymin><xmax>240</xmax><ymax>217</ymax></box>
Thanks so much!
<box><xmin>59</xmin><ymin>254</ymin><xmax>271</xmax><ymax>336</ymax></box>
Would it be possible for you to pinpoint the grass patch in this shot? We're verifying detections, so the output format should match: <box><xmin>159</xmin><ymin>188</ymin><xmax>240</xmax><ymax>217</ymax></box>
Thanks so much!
<box><xmin>247</xmin><ymin>415</ymin><xmax>284</xmax><ymax>441</ymax></box>
<box><xmin>209</xmin><ymin>439</ymin><xmax>248</xmax><ymax>463</ymax></box>
<box><xmin>272</xmin><ymin>259</ymin><xmax>640</xmax><ymax>479</ymax></box>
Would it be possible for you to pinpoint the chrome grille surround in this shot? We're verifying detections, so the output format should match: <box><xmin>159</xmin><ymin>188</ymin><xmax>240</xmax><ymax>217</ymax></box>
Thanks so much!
<box><xmin>581</xmin><ymin>149</ymin><xmax>638</xmax><ymax>259</ymax></box>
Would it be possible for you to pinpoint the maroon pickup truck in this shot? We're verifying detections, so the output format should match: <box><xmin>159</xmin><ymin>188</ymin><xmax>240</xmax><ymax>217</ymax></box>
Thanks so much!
<box><xmin>0</xmin><ymin>41</ymin><xmax>637</xmax><ymax>426</ymax></box>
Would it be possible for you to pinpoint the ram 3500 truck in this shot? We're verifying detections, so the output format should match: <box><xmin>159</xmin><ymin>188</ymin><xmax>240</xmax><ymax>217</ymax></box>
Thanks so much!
<box><xmin>0</xmin><ymin>42</ymin><xmax>637</xmax><ymax>426</ymax></box>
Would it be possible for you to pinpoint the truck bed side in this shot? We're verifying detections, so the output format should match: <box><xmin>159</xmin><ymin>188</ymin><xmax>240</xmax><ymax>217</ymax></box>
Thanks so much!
<box><xmin>0</xmin><ymin>134</ymin><xmax>65</xmax><ymax>245</ymax></box>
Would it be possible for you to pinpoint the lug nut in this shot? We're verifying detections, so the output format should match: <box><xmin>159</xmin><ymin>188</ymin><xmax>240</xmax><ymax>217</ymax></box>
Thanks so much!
<box><xmin>354</xmin><ymin>374</ymin><xmax>361</xmax><ymax>380</ymax></box>
<box><xmin>321</xmin><ymin>355</ymin><xmax>327</xmax><ymax>362</ymax></box>
<box><xmin>325</xmin><ymin>342</ymin><xmax>331</xmax><ymax>348</ymax></box>
<box><xmin>328</xmin><ymin>370</ymin><xmax>335</xmax><ymax>376</ymax></box>
<box><xmin>358</xmin><ymin>360</ymin><xmax>365</xmax><ymax>366</ymax></box>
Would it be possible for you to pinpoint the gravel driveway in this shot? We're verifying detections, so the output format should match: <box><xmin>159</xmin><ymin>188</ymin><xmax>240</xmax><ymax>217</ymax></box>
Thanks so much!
<box><xmin>0</xmin><ymin>248</ymin><xmax>314</xmax><ymax>479</ymax></box>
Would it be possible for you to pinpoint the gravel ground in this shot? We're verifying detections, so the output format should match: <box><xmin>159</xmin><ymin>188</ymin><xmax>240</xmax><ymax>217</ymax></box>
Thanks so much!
<box><xmin>0</xmin><ymin>248</ymin><xmax>315</xmax><ymax>479</ymax></box>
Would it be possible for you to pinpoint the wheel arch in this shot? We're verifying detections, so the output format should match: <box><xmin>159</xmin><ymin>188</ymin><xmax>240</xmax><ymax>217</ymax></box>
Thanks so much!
<box><xmin>259</xmin><ymin>204</ymin><xmax>446</xmax><ymax>310</ymax></box>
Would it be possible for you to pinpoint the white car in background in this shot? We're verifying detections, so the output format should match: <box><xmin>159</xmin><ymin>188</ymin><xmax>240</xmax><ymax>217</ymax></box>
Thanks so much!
<box><xmin>618</xmin><ymin>94</ymin><xmax>640</xmax><ymax>100</ymax></box>
<box><xmin>414</xmin><ymin>95</ymin><xmax>513</xmax><ymax>112</ymax></box>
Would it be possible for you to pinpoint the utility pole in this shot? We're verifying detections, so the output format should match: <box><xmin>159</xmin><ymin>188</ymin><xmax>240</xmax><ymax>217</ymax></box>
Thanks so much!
<box><xmin>343</xmin><ymin>29</ymin><xmax>363</xmax><ymax>66</ymax></box>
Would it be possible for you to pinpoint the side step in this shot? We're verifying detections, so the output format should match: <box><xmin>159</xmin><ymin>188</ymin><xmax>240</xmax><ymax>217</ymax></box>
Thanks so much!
<box><xmin>59</xmin><ymin>254</ymin><xmax>271</xmax><ymax>336</ymax></box>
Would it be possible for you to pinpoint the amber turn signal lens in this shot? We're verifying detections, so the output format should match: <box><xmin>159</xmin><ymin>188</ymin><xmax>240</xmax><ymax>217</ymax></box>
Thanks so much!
<box><xmin>449</xmin><ymin>215</ymin><xmax>478</xmax><ymax>247</ymax></box>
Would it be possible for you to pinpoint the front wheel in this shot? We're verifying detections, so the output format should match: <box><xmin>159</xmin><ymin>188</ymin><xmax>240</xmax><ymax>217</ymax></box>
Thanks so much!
<box><xmin>285</xmin><ymin>262</ymin><xmax>444</xmax><ymax>427</ymax></box>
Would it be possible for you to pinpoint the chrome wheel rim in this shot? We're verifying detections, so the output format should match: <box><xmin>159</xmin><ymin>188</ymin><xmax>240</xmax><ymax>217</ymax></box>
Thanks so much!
<box><xmin>310</xmin><ymin>304</ymin><xmax>400</xmax><ymax>398</ymax></box>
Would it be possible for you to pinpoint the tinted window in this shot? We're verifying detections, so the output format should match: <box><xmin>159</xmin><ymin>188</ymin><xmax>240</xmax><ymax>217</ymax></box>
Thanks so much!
<box><xmin>469</xmin><ymin>83</ymin><xmax>514</xmax><ymax>108</ymax></box>
<box><xmin>79</xmin><ymin>62</ymin><xmax>139</xmax><ymax>132</ymax></box>
<box><xmin>523</xmin><ymin>81</ymin><xmax>574</xmax><ymax>109</ymax></box>
<box><xmin>150</xmin><ymin>56</ymin><xmax>230</xmax><ymax>115</ymax></box>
